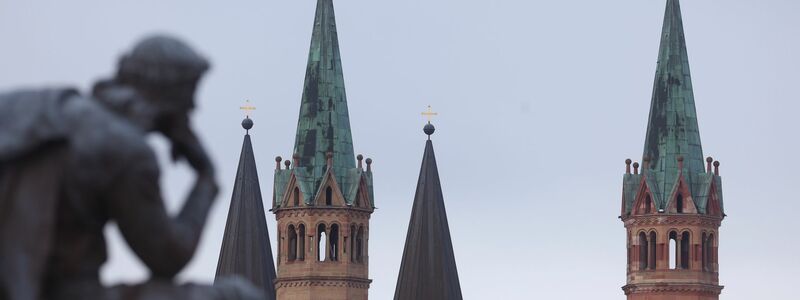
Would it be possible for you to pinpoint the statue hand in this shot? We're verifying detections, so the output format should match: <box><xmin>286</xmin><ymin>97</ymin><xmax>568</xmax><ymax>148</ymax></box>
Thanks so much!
<box><xmin>160</xmin><ymin>114</ymin><xmax>215</xmax><ymax>175</ymax></box>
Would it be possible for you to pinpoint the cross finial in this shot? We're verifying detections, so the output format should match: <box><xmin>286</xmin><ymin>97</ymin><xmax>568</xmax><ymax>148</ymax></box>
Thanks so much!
<box><xmin>239</xmin><ymin>100</ymin><xmax>256</xmax><ymax>118</ymax></box>
<box><xmin>421</xmin><ymin>105</ymin><xmax>438</xmax><ymax>123</ymax></box>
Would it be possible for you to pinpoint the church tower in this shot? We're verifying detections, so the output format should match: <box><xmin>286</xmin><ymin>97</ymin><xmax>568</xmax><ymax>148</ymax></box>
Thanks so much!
<box><xmin>620</xmin><ymin>1</ymin><xmax>725</xmax><ymax>299</ymax></box>
<box><xmin>272</xmin><ymin>0</ymin><xmax>375</xmax><ymax>299</ymax></box>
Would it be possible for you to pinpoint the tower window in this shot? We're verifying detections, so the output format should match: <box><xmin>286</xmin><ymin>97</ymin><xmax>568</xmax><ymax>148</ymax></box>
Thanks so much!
<box><xmin>288</xmin><ymin>225</ymin><xmax>297</xmax><ymax>262</ymax></box>
<box><xmin>639</xmin><ymin>232</ymin><xmax>648</xmax><ymax>270</ymax></box>
<box><xmin>707</xmin><ymin>234</ymin><xmax>716</xmax><ymax>272</ymax></box>
<box><xmin>702</xmin><ymin>232</ymin><xmax>707</xmax><ymax>271</ymax></box>
<box><xmin>676</xmin><ymin>194</ymin><xmax>684</xmax><ymax>213</ymax></box>
<box><xmin>329</xmin><ymin>224</ymin><xmax>340</xmax><ymax>261</ymax></box>
<box><xmin>325</xmin><ymin>187</ymin><xmax>333</xmax><ymax>206</ymax></box>
<box><xmin>293</xmin><ymin>187</ymin><xmax>300</xmax><ymax>207</ymax></box>
<box><xmin>298</xmin><ymin>224</ymin><xmax>306</xmax><ymax>261</ymax></box>
<box><xmin>317</xmin><ymin>224</ymin><xmax>327</xmax><ymax>262</ymax></box>
<box><xmin>644</xmin><ymin>195</ymin><xmax>652</xmax><ymax>214</ymax></box>
<box><xmin>680</xmin><ymin>232</ymin><xmax>690</xmax><ymax>269</ymax></box>
<box><xmin>350</xmin><ymin>225</ymin><xmax>357</xmax><ymax>262</ymax></box>
<box><xmin>356</xmin><ymin>226</ymin><xmax>365</xmax><ymax>263</ymax></box>
<box><xmin>669</xmin><ymin>231</ymin><xmax>678</xmax><ymax>269</ymax></box>
<box><xmin>648</xmin><ymin>231</ymin><xmax>656</xmax><ymax>270</ymax></box>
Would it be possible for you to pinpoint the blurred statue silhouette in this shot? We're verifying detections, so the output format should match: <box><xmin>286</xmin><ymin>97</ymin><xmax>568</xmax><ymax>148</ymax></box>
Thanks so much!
<box><xmin>0</xmin><ymin>35</ymin><xmax>262</xmax><ymax>300</ymax></box>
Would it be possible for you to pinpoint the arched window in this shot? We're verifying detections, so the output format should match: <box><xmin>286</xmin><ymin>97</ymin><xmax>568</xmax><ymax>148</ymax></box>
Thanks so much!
<box><xmin>680</xmin><ymin>231</ymin><xmax>690</xmax><ymax>269</ymax></box>
<box><xmin>325</xmin><ymin>187</ymin><xmax>333</xmax><ymax>206</ymax></box>
<box><xmin>298</xmin><ymin>224</ymin><xmax>306</xmax><ymax>261</ymax></box>
<box><xmin>288</xmin><ymin>225</ymin><xmax>297</xmax><ymax>262</ymax></box>
<box><xmin>648</xmin><ymin>231</ymin><xmax>656</xmax><ymax>270</ymax></box>
<box><xmin>644</xmin><ymin>195</ymin><xmax>652</xmax><ymax>214</ymax></box>
<box><xmin>676</xmin><ymin>194</ymin><xmax>684</xmax><ymax>213</ymax></box>
<box><xmin>329</xmin><ymin>224</ymin><xmax>340</xmax><ymax>261</ymax></box>
<box><xmin>356</xmin><ymin>226</ymin><xmax>365</xmax><ymax>263</ymax></box>
<box><xmin>669</xmin><ymin>231</ymin><xmax>678</xmax><ymax>269</ymax></box>
<box><xmin>350</xmin><ymin>225</ymin><xmax>357</xmax><ymax>262</ymax></box>
<box><xmin>639</xmin><ymin>232</ymin><xmax>648</xmax><ymax>270</ymax></box>
<box><xmin>293</xmin><ymin>187</ymin><xmax>300</xmax><ymax>207</ymax></box>
<box><xmin>707</xmin><ymin>234</ymin><xmax>716</xmax><ymax>272</ymax></box>
<box><xmin>317</xmin><ymin>224</ymin><xmax>327</xmax><ymax>262</ymax></box>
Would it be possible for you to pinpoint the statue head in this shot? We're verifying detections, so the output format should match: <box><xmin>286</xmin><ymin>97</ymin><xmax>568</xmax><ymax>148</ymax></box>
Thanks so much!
<box><xmin>115</xmin><ymin>35</ymin><xmax>210</xmax><ymax>133</ymax></box>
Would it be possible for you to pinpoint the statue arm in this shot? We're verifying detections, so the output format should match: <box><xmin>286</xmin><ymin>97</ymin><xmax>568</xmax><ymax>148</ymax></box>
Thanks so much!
<box><xmin>108</xmin><ymin>149</ymin><xmax>216</xmax><ymax>279</ymax></box>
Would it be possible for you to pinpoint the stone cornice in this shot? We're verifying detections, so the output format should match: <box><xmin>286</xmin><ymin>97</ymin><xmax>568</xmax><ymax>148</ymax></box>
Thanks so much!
<box><xmin>622</xmin><ymin>214</ymin><xmax>722</xmax><ymax>228</ymax></box>
<box><xmin>275</xmin><ymin>276</ymin><xmax>372</xmax><ymax>289</ymax></box>
<box><xmin>622</xmin><ymin>283</ymin><xmax>723</xmax><ymax>295</ymax></box>
<box><xmin>275</xmin><ymin>207</ymin><xmax>373</xmax><ymax>220</ymax></box>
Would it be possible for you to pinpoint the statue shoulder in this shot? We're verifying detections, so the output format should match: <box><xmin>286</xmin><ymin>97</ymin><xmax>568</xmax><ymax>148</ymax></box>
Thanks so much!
<box><xmin>0</xmin><ymin>87</ymin><xmax>80</xmax><ymax>161</ymax></box>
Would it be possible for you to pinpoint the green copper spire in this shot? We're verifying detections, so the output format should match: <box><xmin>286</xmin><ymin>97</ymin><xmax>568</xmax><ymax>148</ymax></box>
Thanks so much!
<box><xmin>642</xmin><ymin>0</ymin><xmax>704</xmax><ymax>200</ymax></box>
<box><xmin>293</xmin><ymin>0</ymin><xmax>355</xmax><ymax>188</ymax></box>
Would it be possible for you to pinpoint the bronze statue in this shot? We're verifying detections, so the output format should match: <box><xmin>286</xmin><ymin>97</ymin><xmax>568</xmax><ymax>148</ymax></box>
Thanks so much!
<box><xmin>0</xmin><ymin>36</ymin><xmax>262</xmax><ymax>300</ymax></box>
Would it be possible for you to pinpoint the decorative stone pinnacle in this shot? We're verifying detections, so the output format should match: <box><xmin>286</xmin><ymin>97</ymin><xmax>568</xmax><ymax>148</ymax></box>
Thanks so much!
<box><xmin>625</xmin><ymin>159</ymin><xmax>632</xmax><ymax>174</ymax></box>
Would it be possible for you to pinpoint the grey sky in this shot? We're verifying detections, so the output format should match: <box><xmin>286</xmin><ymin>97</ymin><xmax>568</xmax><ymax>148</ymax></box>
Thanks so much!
<box><xmin>1</xmin><ymin>0</ymin><xmax>799</xmax><ymax>299</ymax></box>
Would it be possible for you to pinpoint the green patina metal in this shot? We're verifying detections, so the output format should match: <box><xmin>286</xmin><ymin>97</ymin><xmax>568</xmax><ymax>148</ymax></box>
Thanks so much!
<box><xmin>622</xmin><ymin>0</ymin><xmax>723</xmax><ymax>215</ymax></box>
<box><xmin>274</xmin><ymin>0</ymin><xmax>373</xmax><ymax>208</ymax></box>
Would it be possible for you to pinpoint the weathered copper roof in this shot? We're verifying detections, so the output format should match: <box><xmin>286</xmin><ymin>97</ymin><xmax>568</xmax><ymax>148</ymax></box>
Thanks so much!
<box><xmin>215</xmin><ymin>124</ymin><xmax>277</xmax><ymax>299</ymax></box>
<box><xmin>394</xmin><ymin>137</ymin><xmax>462</xmax><ymax>300</ymax></box>
<box><xmin>292</xmin><ymin>0</ymin><xmax>355</xmax><ymax>200</ymax></box>
<box><xmin>274</xmin><ymin>0</ymin><xmax>374</xmax><ymax>208</ymax></box>
<box><xmin>622</xmin><ymin>0</ymin><xmax>724</xmax><ymax>215</ymax></box>
<box><xmin>642</xmin><ymin>0</ymin><xmax>704</xmax><ymax>194</ymax></box>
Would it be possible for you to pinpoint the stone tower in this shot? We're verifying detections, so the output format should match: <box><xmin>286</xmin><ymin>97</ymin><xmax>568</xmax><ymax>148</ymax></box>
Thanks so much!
<box><xmin>620</xmin><ymin>1</ymin><xmax>725</xmax><ymax>299</ymax></box>
<box><xmin>272</xmin><ymin>0</ymin><xmax>375</xmax><ymax>299</ymax></box>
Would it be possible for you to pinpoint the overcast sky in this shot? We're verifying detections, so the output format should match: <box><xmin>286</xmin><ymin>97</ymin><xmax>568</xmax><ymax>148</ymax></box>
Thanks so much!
<box><xmin>2</xmin><ymin>0</ymin><xmax>799</xmax><ymax>299</ymax></box>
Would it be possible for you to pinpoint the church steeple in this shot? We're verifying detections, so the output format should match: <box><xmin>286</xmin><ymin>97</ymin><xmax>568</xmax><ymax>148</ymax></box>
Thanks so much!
<box><xmin>272</xmin><ymin>1</ymin><xmax>374</xmax><ymax>299</ymax></box>
<box><xmin>215</xmin><ymin>117</ymin><xmax>277</xmax><ymax>300</ymax></box>
<box><xmin>394</xmin><ymin>119</ymin><xmax>463</xmax><ymax>300</ymax></box>
<box><xmin>620</xmin><ymin>1</ymin><xmax>725</xmax><ymax>299</ymax></box>
<box><xmin>642</xmin><ymin>0</ymin><xmax>704</xmax><ymax>204</ymax></box>
<box><xmin>292</xmin><ymin>0</ymin><xmax>356</xmax><ymax>201</ymax></box>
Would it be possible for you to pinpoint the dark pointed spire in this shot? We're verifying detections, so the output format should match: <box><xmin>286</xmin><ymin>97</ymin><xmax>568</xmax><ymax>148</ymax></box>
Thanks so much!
<box><xmin>394</xmin><ymin>125</ymin><xmax>462</xmax><ymax>300</ymax></box>
<box><xmin>642</xmin><ymin>0</ymin><xmax>704</xmax><ymax>199</ymax></box>
<box><xmin>293</xmin><ymin>0</ymin><xmax>355</xmax><ymax>191</ymax></box>
<box><xmin>216</xmin><ymin>118</ymin><xmax>277</xmax><ymax>300</ymax></box>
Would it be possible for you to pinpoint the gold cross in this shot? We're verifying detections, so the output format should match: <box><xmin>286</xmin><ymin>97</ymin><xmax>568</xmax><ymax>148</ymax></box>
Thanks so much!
<box><xmin>239</xmin><ymin>100</ymin><xmax>256</xmax><ymax>117</ymax></box>
<box><xmin>421</xmin><ymin>105</ymin><xmax>438</xmax><ymax>123</ymax></box>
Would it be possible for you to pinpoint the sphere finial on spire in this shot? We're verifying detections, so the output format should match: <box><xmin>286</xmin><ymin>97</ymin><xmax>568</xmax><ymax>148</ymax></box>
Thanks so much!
<box><xmin>239</xmin><ymin>100</ymin><xmax>256</xmax><ymax>132</ymax></box>
<box><xmin>421</xmin><ymin>105</ymin><xmax>438</xmax><ymax>138</ymax></box>
<box><xmin>241</xmin><ymin>117</ymin><xmax>254</xmax><ymax>131</ymax></box>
